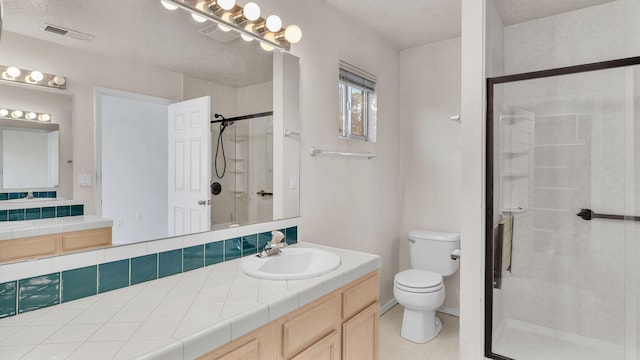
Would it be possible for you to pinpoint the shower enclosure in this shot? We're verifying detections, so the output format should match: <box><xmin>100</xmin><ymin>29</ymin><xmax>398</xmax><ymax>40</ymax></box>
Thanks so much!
<box><xmin>486</xmin><ymin>56</ymin><xmax>640</xmax><ymax>359</ymax></box>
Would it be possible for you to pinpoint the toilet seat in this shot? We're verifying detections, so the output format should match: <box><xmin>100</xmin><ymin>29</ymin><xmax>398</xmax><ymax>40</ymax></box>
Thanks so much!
<box><xmin>394</xmin><ymin>269</ymin><xmax>443</xmax><ymax>293</ymax></box>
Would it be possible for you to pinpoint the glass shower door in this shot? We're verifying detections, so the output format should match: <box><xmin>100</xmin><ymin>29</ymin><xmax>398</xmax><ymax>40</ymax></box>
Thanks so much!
<box><xmin>487</xmin><ymin>59</ymin><xmax>640</xmax><ymax>360</ymax></box>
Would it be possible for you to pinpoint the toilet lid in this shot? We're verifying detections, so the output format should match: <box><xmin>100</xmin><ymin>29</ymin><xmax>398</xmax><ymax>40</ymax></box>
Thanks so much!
<box><xmin>394</xmin><ymin>269</ymin><xmax>443</xmax><ymax>291</ymax></box>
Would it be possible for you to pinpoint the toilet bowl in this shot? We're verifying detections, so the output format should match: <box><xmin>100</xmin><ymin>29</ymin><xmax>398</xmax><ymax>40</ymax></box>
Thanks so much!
<box><xmin>394</xmin><ymin>230</ymin><xmax>460</xmax><ymax>343</ymax></box>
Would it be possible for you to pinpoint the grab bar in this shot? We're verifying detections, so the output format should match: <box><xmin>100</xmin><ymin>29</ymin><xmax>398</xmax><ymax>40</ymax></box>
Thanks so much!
<box><xmin>310</xmin><ymin>147</ymin><xmax>376</xmax><ymax>159</ymax></box>
<box><xmin>577</xmin><ymin>208</ymin><xmax>640</xmax><ymax>222</ymax></box>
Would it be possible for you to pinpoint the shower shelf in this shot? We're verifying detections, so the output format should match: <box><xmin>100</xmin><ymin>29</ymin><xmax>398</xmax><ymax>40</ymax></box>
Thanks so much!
<box><xmin>228</xmin><ymin>158</ymin><xmax>246</xmax><ymax>161</ymax></box>
<box><xmin>501</xmin><ymin>150</ymin><xmax>528</xmax><ymax>157</ymax></box>
<box><xmin>502</xmin><ymin>207</ymin><xmax>527</xmax><ymax>213</ymax></box>
<box><xmin>229</xmin><ymin>170</ymin><xmax>245</xmax><ymax>174</ymax></box>
<box><xmin>501</xmin><ymin>172</ymin><xmax>528</xmax><ymax>177</ymax></box>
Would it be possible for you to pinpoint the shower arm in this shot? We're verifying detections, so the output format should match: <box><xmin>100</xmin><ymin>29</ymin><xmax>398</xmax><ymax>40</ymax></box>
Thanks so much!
<box><xmin>211</xmin><ymin>111</ymin><xmax>274</xmax><ymax>125</ymax></box>
<box><xmin>577</xmin><ymin>208</ymin><xmax>640</xmax><ymax>222</ymax></box>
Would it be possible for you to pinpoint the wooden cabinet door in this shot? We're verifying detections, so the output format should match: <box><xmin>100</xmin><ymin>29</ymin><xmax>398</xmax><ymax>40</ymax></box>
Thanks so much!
<box><xmin>342</xmin><ymin>302</ymin><xmax>379</xmax><ymax>360</ymax></box>
<box><xmin>216</xmin><ymin>339</ymin><xmax>259</xmax><ymax>360</ymax></box>
<box><xmin>199</xmin><ymin>322</ymin><xmax>277</xmax><ymax>360</ymax></box>
<box><xmin>290</xmin><ymin>331</ymin><xmax>340</xmax><ymax>360</ymax></box>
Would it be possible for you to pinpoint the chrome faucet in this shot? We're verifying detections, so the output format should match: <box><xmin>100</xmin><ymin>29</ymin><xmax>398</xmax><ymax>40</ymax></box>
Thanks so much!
<box><xmin>26</xmin><ymin>190</ymin><xmax>34</xmax><ymax>199</ymax></box>
<box><xmin>257</xmin><ymin>231</ymin><xmax>287</xmax><ymax>258</ymax></box>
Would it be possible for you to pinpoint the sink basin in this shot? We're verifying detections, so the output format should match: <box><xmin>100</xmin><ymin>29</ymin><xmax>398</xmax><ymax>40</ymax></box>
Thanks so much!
<box><xmin>240</xmin><ymin>247</ymin><xmax>341</xmax><ymax>280</ymax></box>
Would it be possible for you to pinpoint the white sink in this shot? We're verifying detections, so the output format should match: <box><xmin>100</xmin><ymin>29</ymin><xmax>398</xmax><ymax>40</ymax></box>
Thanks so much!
<box><xmin>240</xmin><ymin>247</ymin><xmax>341</xmax><ymax>280</ymax></box>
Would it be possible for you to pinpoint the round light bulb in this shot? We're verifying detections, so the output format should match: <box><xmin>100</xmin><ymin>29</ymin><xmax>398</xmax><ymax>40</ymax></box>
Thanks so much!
<box><xmin>30</xmin><ymin>71</ymin><xmax>44</xmax><ymax>82</ymax></box>
<box><xmin>38</xmin><ymin>113</ymin><xmax>51</xmax><ymax>122</ymax></box>
<box><xmin>25</xmin><ymin>112</ymin><xmax>37</xmax><ymax>120</ymax></box>
<box><xmin>243</xmin><ymin>2</ymin><xmax>260</xmax><ymax>21</ymax></box>
<box><xmin>11</xmin><ymin>110</ymin><xmax>23</xmax><ymax>118</ymax></box>
<box><xmin>191</xmin><ymin>13</ymin><xmax>207</xmax><ymax>23</ymax></box>
<box><xmin>217</xmin><ymin>0</ymin><xmax>235</xmax><ymax>10</ymax></box>
<box><xmin>160</xmin><ymin>0</ymin><xmax>178</xmax><ymax>10</ymax></box>
<box><xmin>260</xmin><ymin>42</ymin><xmax>274</xmax><ymax>52</ymax></box>
<box><xmin>284</xmin><ymin>24</ymin><xmax>302</xmax><ymax>43</ymax></box>
<box><xmin>241</xmin><ymin>23</ymin><xmax>254</xmax><ymax>41</ymax></box>
<box><xmin>0</xmin><ymin>109</ymin><xmax>8</xmax><ymax>117</ymax></box>
<box><xmin>218</xmin><ymin>24</ymin><xmax>231</xmax><ymax>32</ymax></box>
<box><xmin>6</xmin><ymin>67</ymin><xmax>21</xmax><ymax>78</ymax></box>
<box><xmin>265</xmin><ymin>15</ymin><xmax>282</xmax><ymax>32</ymax></box>
<box><xmin>52</xmin><ymin>75</ymin><xmax>66</xmax><ymax>86</ymax></box>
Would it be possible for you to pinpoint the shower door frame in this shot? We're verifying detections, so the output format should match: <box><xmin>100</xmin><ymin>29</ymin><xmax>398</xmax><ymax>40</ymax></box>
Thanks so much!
<box><xmin>484</xmin><ymin>55</ymin><xmax>640</xmax><ymax>360</ymax></box>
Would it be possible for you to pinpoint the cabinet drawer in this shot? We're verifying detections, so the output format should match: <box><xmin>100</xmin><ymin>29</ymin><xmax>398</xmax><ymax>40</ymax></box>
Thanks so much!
<box><xmin>342</xmin><ymin>272</ymin><xmax>379</xmax><ymax>320</ymax></box>
<box><xmin>280</xmin><ymin>293</ymin><xmax>340</xmax><ymax>359</ymax></box>
<box><xmin>61</xmin><ymin>228</ymin><xmax>112</xmax><ymax>251</ymax></box>
<box><xmin>0</xmin><ymin>234</ymin><xmax>59</xmax><ymax>262</ymax></box>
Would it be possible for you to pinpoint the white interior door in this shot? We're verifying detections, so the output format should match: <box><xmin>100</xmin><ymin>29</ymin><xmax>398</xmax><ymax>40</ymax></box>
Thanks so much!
<box><xmin>168</xmin><ymin>96</ymin><xmax>211</xmax><ymax>236</ymax></box>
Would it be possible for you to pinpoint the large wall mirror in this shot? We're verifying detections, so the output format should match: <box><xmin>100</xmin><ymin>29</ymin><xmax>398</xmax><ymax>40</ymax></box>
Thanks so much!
<box><xmin>0</xmin><ymin>0</ymin><xmax>300</xmax><ymax>248</ymax></box>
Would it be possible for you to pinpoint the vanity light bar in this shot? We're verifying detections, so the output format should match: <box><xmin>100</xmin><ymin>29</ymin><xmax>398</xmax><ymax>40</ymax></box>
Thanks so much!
<box><xmin>0</xmin><ymin>108</ymin><xmax>52</xmax><ymax>122</ymax></box>
<box><xmin>0</xmin><ymin>65</ymin><xmax>67</xmax><ymax>89</ymax></box>
<box><xmin>162</xmin><ymin>0</ymin><xmax>302</xmax><ymax>51</ymax></box>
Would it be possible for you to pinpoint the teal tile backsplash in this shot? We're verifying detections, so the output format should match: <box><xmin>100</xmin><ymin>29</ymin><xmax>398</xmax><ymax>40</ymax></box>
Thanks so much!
<box><xmin>0</xmin><ymin>202</ymin><xmax>84</xmax><ymax>222</ymax></box>
<box><xmin>0</xmin><ymin>225</ymin><xmax>298</xmax><ymax>319</ymax></box>
<box><xmin>62</xmin><ymin>266</ymin><xmax>97</xmax><ymax>302</ymax></box>
<box><xmin>99</xmin><ymin>260</ymin><xmax>130</xmax><ymax>293</ymax></box>
<box><xmin>131</xmin><ymin>254</ymin><xmax>158</xmax><ymax>285</ymax></box>
<box><xmin>0</xmin><ymin>281</ymin><xmax>16</xmax><ymax>318</ymax></box>
<box><xmin>183</xmin><ymin>245</ymin><xmax>205</xmax><ymax>272</ymax></box>
<box><xmin>159</xmin><ymin>249</ymin><xmax>183</xmax><ymax>278</ymax></box>
<box><xmin>18</xmin><ymin>273</ymin><xmax>60</xmax><ymax>313</ymax></box>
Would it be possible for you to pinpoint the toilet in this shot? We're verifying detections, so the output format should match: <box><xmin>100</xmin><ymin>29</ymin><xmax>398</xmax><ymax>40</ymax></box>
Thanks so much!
<box><xmin>393</xmin><ymin>230</ymin><xmax>460</xmax><ymax>343</ymax></box>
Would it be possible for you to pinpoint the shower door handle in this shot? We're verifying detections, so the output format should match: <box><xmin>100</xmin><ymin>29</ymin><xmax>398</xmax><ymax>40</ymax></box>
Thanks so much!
<box><xmin>577</xmin><ymin>208</ymin><xmax>640</xmax><ymax>221</ymax></box>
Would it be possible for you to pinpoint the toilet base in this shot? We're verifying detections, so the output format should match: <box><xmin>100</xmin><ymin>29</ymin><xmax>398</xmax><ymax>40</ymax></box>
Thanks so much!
<box><xmin>400</xmin><ymin>308</ymin><xmax>442</xmax><ymax>343</ymax></box>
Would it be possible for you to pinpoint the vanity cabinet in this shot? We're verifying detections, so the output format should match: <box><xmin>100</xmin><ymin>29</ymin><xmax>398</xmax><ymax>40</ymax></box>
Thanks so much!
<box><xmin>200</xmin><ymin>271</ymin><xmax>379</xmax><ymax>360</ymax></box>
<box><xmin>0</xmin><ymin>227</ymin><xmax>112</xmax><ymax>263</ymax></box>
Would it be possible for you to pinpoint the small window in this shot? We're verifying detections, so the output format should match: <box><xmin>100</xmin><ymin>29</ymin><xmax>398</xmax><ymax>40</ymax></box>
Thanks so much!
<box><xmin>338</xmin><ymin>61</ymin><xmax>377</xmax><ymax>142</ymax></box>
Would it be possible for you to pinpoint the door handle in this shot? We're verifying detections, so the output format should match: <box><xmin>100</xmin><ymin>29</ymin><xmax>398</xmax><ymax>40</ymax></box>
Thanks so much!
<box><xmin>198</xmin><ymin>200</ymin><xmax>211</xmax><ymax>205</ymax></box>
<box><xmin>256</xmin><ymin>190</ymin><xmax>273</xmax><ymax>197</ymax></box>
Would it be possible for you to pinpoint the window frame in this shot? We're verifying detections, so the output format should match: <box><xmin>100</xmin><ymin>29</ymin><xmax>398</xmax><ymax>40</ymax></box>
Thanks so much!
<box><xmin>338</xmin><ymin>61</ymin><xmax>377</xmax><ymax>142</ymax></box>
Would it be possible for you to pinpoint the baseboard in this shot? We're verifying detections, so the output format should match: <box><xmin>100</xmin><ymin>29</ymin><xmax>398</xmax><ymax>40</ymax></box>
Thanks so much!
<box><xmin>380</xmin><ymin>299</ymin><xmax>398</xmax><ymax>315</ymax></box>
<box><xmin>437</xmin><ymin>305</ymin><xmax>460</xmax><ymax>317</ymax></box>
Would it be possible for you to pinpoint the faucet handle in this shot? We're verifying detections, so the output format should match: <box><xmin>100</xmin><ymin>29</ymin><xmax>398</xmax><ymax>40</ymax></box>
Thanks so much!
<box><xmin>271</xmin><ymin>231</ymin><xmax>285</xmax><ymax>244</ymax></box>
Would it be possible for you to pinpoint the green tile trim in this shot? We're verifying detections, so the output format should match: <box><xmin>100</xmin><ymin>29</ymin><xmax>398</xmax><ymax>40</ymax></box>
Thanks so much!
<box><xmin>98</xmin><ymin>260</ymin><xmax>130</xmax><ymax>293</ymax></box>
<box><xmin>2</xmin><ymin>223</ymin><xmax>297</xmax><ymax>318</ymax></box>
<box><xmin>62</xmin><ymin>266</ymin><xmax>97</xmax><ymax>303</ymax></box>
<box><xmin>183</xmin><ymin>245</ymin><xmax>205</xmax><ymax>272</ymax></box>
<box><xmin>18</xmin><ymin>273</ymin><xmax>60</xmax><ymax>313</ymax></box>
<box><xmin>131</xmin><ymin>254</ymin><xmax>158</xmax><ymax>285</ymax></box>
<box><xmin>0</xmin><ymin>281</ymin><xmax>17</xmax><ymax>318</ymax></box>
<box><xmin>159</xmin><ymin>249</ymin><xmax>183</xmax><ymax>278</ymax></box>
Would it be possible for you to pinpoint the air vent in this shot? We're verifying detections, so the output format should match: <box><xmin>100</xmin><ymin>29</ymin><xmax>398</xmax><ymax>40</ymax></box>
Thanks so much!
<box><xmin>199</xmin><ymin>24</ymin><xmax>239</xmax><ymax>43</ymax></box>
<box><xmin>41</xmin><ymin>23</ymin><xmax>95</xmax><ymax>42</ymax></box>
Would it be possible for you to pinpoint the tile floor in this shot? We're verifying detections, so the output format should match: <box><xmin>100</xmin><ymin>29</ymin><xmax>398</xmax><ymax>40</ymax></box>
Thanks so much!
<box><xmin>380</xmin><ymin>305</ymin><xmax>459</xmax><ymax>360</ymax></box>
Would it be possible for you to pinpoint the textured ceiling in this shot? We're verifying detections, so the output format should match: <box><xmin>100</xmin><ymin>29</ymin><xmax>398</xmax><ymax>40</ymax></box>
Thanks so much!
<box><xmin>325</xmin><ymin>0</ymin><xmax>619</xmax><ymax>49</ymax></box>
<box><xmin>1</xmin><ymin>0</ymin><xmax>273</xmax><ymax>88</ymax></box>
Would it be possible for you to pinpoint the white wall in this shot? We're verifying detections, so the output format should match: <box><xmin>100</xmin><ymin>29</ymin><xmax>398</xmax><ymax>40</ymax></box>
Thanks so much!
<box><xmin>398</xmin><ymin>38</ymin><xmax>462</xmax><ymax>310</ymax></box>
<box><xmin>262</xmin><ymin>0</ymin><xmax>401</xmax><ymax>305</ymax></box>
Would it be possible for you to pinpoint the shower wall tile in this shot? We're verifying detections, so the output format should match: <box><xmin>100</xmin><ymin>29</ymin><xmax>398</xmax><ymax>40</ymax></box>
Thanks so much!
<box><xmin>98</xmin><ymin>260</ymin><xmax>129</xmax><ymax>293</ymax></box>
<box><xmin>18</xmin><ymin>273</ymin><xmax>60</xmax><ymax>313</ymax></box>
<box><xmin>62</xmin><ymin>266</ymin><xmax>97</xmax><ymax>302</ymax></box>
<box><xmin>0</xmin><ymin>281</ymin><xmax>17</xmax><ymax>318</ymax></box>
<box><xmin>534</xmin><ymin>115</ymin><xmax>580</xmax><ymax>145</ymax></box>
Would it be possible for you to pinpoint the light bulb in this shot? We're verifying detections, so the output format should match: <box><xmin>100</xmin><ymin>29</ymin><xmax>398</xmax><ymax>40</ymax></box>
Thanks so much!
<box><xmin>191</xmin><ymin>13</ymin><xmax>207</xmax><ymax>23</ymax></box>
<box><xmin>265</xmin><ymin>15</ymin><xmax>282</xmax><ymax>32</ymax></box>
<box><xmin>25</xmin><ymin>112</ymin><xmax>37</xmax><ymax>120</ymax></box>
<box><xmin>30</xmin><ymin>71</ymin><xmax>44</xmax><ymax>82</ymax></box>
<box><xmin>0</xmin><ymin>109</ymin><xmax>8</xmax><ymax>117</ymax></box>
<box><xmin>38</xmin><ymin>113</ymin><xmax>51</xmax><ymax>122</ymax></box>
<box><xmin>52</xmin><ymin>75</ymin><xmax>66</xmax><ymax>86</ymax></box>
<box><xmin>260</xmin><ymin>42</ymin><xmax>274</xmax><ymax>51</ymax></box>
<box><xmin>241</xmin><ymin>23</ymin><xmax>254</xmax><ymax>41</ymax></box>
<box><xmin>243</xmin><ymin>2</ymin><xmax>260</xmax><ymax>21</ymax></box>
<box><xmin>217</xmin><ymin>0</ymin><xmax>235</xmax><ymax>10</ymax></box>
<box><xmin>6</xmin><ymin>67</ymin><xmax>21</xmax><ymax>78</ymax></box>
<box><xmin>11</xmin><ymin>110</ymin><xmax>23</xmax><ymax>118</ymax></box>
<box><xmin>160</xmin><ymin>0</ymin><xmax>178</xmax><ymax>10</ymax></box>
<box><xmin>284</xmin><ymin>24</ymin><xmax>302</xmax><ymax>43</ymax></box>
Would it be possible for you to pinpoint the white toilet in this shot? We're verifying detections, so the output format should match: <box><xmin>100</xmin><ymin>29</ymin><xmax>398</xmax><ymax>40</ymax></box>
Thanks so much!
<box><xmin>393</xmin><ymin>230</ymin><xmax>460</xmax><ymax>343</ymax></box>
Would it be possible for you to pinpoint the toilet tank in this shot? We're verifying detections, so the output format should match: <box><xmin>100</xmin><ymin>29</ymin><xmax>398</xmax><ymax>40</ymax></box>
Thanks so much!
<box><xmin>408</xmin><ymin>229</ymin><xmax>460</xmax><ymax>276</ymax></box>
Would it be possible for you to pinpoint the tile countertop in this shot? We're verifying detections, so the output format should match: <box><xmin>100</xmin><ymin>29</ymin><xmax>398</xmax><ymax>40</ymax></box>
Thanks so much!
<box><xmin>0</xmin><ymin>242</ymin><xmax>381</xmax><ymax>360</ymax></box>
<box><xmin>0</xmin><ymin>215</ymin><xmax>113</xmax><ymax>242</ymax></box>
